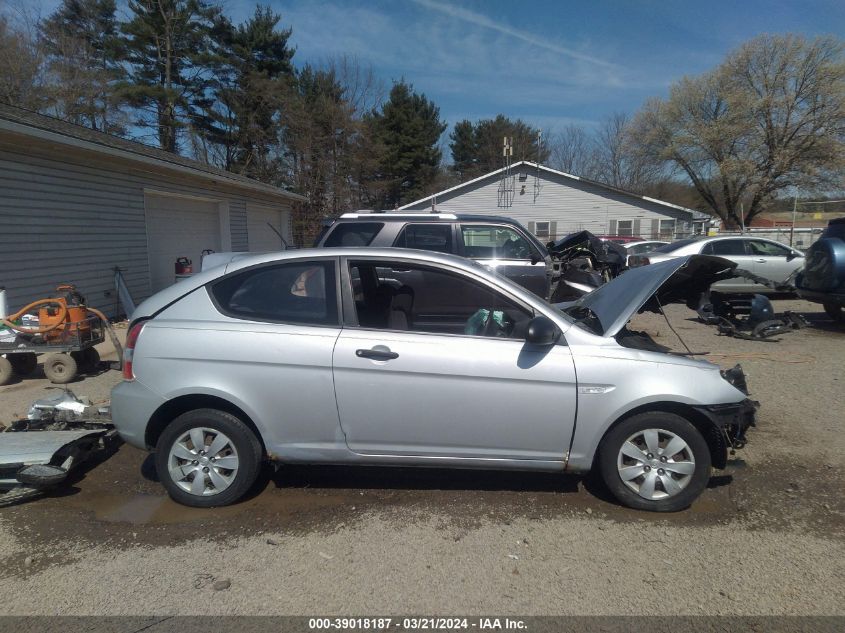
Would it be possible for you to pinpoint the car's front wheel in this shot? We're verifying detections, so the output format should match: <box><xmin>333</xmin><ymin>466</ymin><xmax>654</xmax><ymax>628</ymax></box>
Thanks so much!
<box><xmin>155</xmin><ymin>408</ymin><xmax>263</xmax><ymax>507</ymax></box>
<box><xmin>599</xmin><ymin>412</ymin><xmax>711</xmax><ymax>512</ymax></box>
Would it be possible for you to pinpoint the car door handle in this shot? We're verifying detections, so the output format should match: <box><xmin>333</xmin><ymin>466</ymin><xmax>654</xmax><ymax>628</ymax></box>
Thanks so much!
<box><xmin>356</xmin><ymin>348</ymin><xmax>399</xmax><ymax>361</ymax></box>
<box><xmin>754</xmin><ymin>258</ymin><xmax>766</xmax><ymax>263</ymax></box>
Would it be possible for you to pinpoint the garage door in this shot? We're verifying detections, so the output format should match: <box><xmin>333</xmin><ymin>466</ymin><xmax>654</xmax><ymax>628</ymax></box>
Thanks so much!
<box><xmin>145</xmin><ymin>194</ymin><xmax>222</xmax><ymax>292</ymax></box>
<box><xmin>247</xmin><ymin>205</ymin><xmax>290</xmax><ymax>252</ymax></box>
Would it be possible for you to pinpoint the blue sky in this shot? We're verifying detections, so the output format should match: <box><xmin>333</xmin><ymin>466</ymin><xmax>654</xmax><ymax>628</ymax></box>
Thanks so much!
<box><xmin>227</xmin><ymin>0</ymin><xmax>845</xmax><ymax>131</ymax></box>
<box><xmin>30</xmin><ymin>0</ymin><xmax>845</xmax><ymax>131</ymax></box>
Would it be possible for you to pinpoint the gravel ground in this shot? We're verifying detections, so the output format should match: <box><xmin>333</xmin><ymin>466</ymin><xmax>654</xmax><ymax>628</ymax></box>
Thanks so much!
<box><xmin>0</xmin><ymin>299</ymin><xmax>843</xmax><ymax>616</ymax></box>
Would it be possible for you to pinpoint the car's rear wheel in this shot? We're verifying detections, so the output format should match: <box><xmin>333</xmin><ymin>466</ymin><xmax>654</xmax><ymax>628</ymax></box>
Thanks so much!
<box><xmin>155</xmin><ymin>408</ymin><xmax>263</xmax><ymax>507</ymax></box>
<box><xmin>599</xmin><ymin>412</ymin><xmax>711</xmax><ymax>512</ymax></box>
<box><xmin>823</xmin><ymin>302</ymin><xmax>845</xmax><ymax>323</ymax></box>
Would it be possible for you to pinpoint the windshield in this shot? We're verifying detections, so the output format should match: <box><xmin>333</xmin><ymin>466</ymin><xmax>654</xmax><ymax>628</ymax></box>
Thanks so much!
<box><xmin>652</xmin><ymin>238</ymin><xmax>698</xmax><ymax>253</ymax></box>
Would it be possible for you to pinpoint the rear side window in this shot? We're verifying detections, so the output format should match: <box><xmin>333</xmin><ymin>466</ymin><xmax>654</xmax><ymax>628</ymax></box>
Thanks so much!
<box><xmin>395</xmin><ymin>224</ymin><xmax>453</xmax><ymax>253</ymax></box>
<box><xmin>703</xmin><ymin>240</ymin><xmax>747</xmax><ymax>256</ymax></box>
<box><xmin>211</xmin><ymin>261</ymin><xmax>338</xmax><ymax>326</ymax></box>
<box><xmin>461</xmin><ymin>225</ymin><xmax>534</xmax><ymax>259</ymax></box>
<box><xmin>323</xmin><ymin>222</ymin><xmax>383</xmax><ymax>247</ymax></box>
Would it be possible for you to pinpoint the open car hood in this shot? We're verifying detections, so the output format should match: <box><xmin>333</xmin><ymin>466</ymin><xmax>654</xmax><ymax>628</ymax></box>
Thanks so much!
<box><xmin>567</xmin><ymin>255</ymin><xmax>737</xmax><ymax>337</ymax></box>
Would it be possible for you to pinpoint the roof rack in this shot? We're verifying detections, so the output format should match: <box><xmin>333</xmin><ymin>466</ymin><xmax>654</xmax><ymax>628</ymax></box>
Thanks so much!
<box><xmin>340</xmin><ymin>212</ymin><xmax>458</xmax><ymax>219</ymax></box>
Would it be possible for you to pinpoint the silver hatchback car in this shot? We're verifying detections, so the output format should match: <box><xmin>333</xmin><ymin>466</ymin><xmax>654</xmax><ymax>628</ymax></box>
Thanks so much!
<box><xmin>111</xmin><ymin>249</ymin><xmax>755</xmax><ymax>512</ymax></box>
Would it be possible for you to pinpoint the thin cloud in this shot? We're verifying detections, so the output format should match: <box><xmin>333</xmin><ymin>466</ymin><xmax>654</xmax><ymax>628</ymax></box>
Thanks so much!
<box><xmin>411</xmin><ymin>0</ymin><xmax>619</xmax><ymax>70</ymax></box>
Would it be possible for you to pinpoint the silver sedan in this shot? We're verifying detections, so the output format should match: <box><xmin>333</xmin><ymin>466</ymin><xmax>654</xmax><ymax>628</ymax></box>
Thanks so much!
<box><xmin>628</xmin><ymin>236</ymin><xmax>804</xmax><ymax>292</ymax></box>
<box><xmin>111</xmin><ymin>248</ymin><xmax>755</xmax><ymax>512</ymax></box>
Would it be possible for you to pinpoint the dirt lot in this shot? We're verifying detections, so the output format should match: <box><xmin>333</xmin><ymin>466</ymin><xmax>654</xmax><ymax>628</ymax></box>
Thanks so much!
<box><xmin>0</xmin><ymin>299</ymin><xmax>843</xmax><ymax>615</ymax></box>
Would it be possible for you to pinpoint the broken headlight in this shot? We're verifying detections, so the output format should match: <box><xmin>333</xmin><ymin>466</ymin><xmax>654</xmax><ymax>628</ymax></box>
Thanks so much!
<box><xmin>721</xmin><ymin>363</ymin><xmax>749</xmax><ymax>395</ymax></box>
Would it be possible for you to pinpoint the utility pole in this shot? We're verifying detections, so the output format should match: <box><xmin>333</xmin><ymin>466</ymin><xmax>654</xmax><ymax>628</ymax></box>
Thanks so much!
<box><xmin>790</xmin><ymin>196</ymin><xmax>798</xmax><ymax>247</ymax></box>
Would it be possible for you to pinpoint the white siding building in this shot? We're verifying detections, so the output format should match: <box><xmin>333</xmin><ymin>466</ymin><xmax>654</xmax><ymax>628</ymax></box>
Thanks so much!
<box><xmin>401</xmin><ymin>161</ymin><xmax>711</xmax><ymax>241</ymax></box>
<box><xmin>0</xmin><ymin>104</ymin><xmax>304</xmax><ymax>317</ymax></box>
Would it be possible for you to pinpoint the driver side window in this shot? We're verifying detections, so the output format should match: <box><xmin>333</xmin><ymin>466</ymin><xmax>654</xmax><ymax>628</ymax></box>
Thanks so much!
<box><xmin>348</xmin><ymin>261</ymin><xmax>533</xmax><ymax>339</ymax></box>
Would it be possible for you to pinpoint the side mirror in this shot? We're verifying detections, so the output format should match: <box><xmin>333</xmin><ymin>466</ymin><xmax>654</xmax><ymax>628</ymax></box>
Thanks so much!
<box><xmin>786</xmin><ymin>252</ymin><xmax>801</xmax><ymax>261</ymax></box>
<box><xmin>525</xmin><ymin>315</ymin><xmax>560</xmax><ymax>346</ymax></box>
<box><xmin>530</xmin><ymin>252</ymin><xmax>541</xmax><ymax>265</ymax></box>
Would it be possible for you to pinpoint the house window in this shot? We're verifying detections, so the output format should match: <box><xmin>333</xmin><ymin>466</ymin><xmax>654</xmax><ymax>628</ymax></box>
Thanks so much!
<box><xmin>659</xmin><ymin>219</ymin><xmax>676</xmax><ymax>239</ymax></box>
<box><xmin>534</xmin><ymin>221</ymin><xmax>550</xmax><ymax>239</ymax></box>
<box><xmin>617</xmin><ymin>220</ymin><xmax>633</xmax><ymax>237</ymax></box>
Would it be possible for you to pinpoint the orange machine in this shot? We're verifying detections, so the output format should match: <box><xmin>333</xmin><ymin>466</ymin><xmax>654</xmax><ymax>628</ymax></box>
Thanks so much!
<box><xmin>35</xmin><ymin>284</ymin><xmax>92</xmax><ymax>341</ymax></box>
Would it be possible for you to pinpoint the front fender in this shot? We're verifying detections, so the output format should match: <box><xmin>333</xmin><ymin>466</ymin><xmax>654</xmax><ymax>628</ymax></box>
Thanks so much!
<box><xmin>566</xmin><ymin>351</ymin><xmax>747</xmax><ymax>471</ymax></box>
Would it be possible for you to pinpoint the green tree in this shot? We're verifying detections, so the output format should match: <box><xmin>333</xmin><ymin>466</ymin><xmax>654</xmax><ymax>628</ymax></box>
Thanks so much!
<box><xmin>120</xmin><ymin>0</ymin><xmax>222</xmax><ymax>152</ymax></box>
<box><xmin>449</xmin><ymin>115</ymin><xmax>549</xmax><ymax>181</ymax></box>
<box><xmin>367</xmin><ymin>80</ymin><xmax>446</xmax><ymax>207</ymax></box>
<box><xmin>449</xmin><ymin>119</ymin><xmax>477</xmax><ymax>180</ymax></box>
<box><xmin>197</xmin><ymin>5</ymin><xmax>295</xmax><ymax>178</ymax></box>
<box><xmin>288</xmin><ymin>57</ymin><xmax>383</xmax><ymax>243</ymax></box>
<box><xmin>632</xmin><ymin>34</ymin><xmax>845</xmax><ymax>227</ymax></box>
<box><xmin>40</xmin><ymin>0</ymin><xmax>125</xmax><ymax>133</ymax></box>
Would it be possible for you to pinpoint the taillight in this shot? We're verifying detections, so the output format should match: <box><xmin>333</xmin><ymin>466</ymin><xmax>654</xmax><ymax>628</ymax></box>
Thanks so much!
<box><xmin>123</xmin><ymin>321</ymin><xmax>146</xmax><ymax>380</ymax></box>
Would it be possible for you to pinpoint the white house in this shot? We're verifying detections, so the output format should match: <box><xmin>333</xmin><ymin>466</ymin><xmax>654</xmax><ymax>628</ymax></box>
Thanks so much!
<box><xmin>401</xmin><ymin>161</ymin><xmax>711</xmax><ymax>241</ymax></box>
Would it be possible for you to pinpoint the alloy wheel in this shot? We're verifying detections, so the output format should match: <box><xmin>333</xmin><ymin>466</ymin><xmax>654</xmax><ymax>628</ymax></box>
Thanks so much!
<box><xmin>616</xmin><ymin>428</ymin><xmax>696</xmax><ymax>500</ymax></box>
<box><xmin>167</xmin><ymin>427</ymin><xmax>240</xmax><ymax>496</ymax></box>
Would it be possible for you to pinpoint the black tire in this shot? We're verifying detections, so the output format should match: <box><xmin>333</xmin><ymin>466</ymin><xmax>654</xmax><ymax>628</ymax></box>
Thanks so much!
<box><xmin>85</xmin><ymin>347</ymin><xmax>101</xmax><ymax>369</ymax></box>
<box><xmin>598</xmin><ymin>412</ymin><xmax>712</xmax><ymax>512</ymax></box>
<box><xmin>0</xmin><ymin>356</ymin><xmax>14</xmax><ymax>386</ymax></box>
<box><xmin>155</xmin><ymin>408</ymin><xmax>263</xmax><ymax>508</ymax></box>
<box><xmin>75</xmin><ymin>347</ymin><xmax>101</xmax><ymax>371</ymax></box>
<box><xmin>43</xmin><ymin>353</ymin><xmax>77</xmax><ymax>384</ymax></box>
<box><xmin>823</xmin><ymin>302</ymin><xmax>845</xmax><ymax>323</ymax></box>
<box><xmin>9</xmin><ymin>353</ymin><xmax>38</xmax><ymax>376</ymax></box>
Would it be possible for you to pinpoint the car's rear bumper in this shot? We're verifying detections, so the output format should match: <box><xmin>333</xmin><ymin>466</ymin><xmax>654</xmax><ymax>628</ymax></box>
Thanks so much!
<box><xmin>110</xmin><ymin>380</ymin><xmax>166</xmax><ymax>450</ymax></box>
<box><xmin>795</xmin><ymin>287</ymin><xmax>845</xmax><ymax>307</ymax></box>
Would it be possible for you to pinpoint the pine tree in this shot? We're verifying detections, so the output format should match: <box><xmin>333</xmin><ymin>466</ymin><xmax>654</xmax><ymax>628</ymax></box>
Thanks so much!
<box><xmin>120</xmin><ymin>0</ymin><xmax>222</xmax><ymax>152</ymax></box>
<box><xmin>40</xmin><ymin>0</ymin><xmax>125</xmax><ymax>133</ymax></box>
<box><xmin>196</xmin><ymin>5</ymin><xmax>296</xmax><ymax>178</ymax></box>
<box><xmin>449</xmin><ymin>119</ymin><xmax>478</xmax><ymax>181</ymax></box>
<box><xmin>367</xmin><ymin>80</ymin><xmax>446</xmax><ymax>207</ymax></box>
<box><xmin>457</xmin><ymin>115</ymin><xmax>548</xmax><ymax>178</ymax></box>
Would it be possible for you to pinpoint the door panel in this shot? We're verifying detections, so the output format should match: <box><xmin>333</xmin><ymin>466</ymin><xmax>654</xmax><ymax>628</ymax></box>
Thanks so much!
<box><xmin>333</xmin><ymin>329</ymin><xmax>577</xmax><ymax>460</ymax></box>
<box><xmin>745</xmin><ymin>240</ymin><xmax>804</xmax><ymax>285</ymax></box>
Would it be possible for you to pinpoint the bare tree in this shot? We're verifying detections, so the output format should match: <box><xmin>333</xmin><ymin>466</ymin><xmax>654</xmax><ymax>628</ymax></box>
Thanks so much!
<box><xmin>0</xmin><ymin>13</ymin><xmax>46</xmax><ymax>110</ymax></box>
<box><xmin>632</xmin><ymin>34</ymin><xmax>845</xmax><ymax>226</ymax></box>
<box><xmin>593</xmin><ymin>112</ymin><xmax>660</xmax><ymax>193</ymax></box>
<box><xmin>547</xmin><ymin>123</ymin><xmax>597</xmax><ymax>176</ymax></box>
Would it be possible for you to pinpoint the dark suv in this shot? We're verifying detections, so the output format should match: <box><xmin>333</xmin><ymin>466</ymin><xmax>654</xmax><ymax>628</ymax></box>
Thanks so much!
<box><xmin>796</xmin><ymin>217</ymin><xmax>845</xmax><ymax>322</ymax></box>
<box><xmin>314</xmin><ymin>213</ymin><xmax>556</xmax><ymax>299</ymax></box>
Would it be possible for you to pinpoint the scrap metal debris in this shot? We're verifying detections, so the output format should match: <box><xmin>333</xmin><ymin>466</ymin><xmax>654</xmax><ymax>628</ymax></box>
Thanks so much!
<box><xmin>0</xmin><ymin>389</ymin><xmax>115</xmax><ymax>506</ymax></box>
<box><xmin>697</xmin><ymin>291</ymin><xmax>808</xmax><ymax>340</ymax></box>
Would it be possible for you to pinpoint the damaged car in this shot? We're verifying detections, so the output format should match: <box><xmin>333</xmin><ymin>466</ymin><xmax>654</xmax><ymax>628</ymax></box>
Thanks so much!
<box><xmin>111</xmin><ymin>249</ymin><xmax>755</xmax><ymax>512</ymax></box>
<box><xmin>546</xmin><ymin>230</ymin><xmax>628</xmax><ymax>300</ymax></box>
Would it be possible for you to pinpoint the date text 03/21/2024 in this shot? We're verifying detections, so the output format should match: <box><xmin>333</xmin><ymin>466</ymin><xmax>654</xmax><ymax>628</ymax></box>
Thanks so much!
<box><xmin>308</xmin><ymin>617</ymin><xmax>527</xmax><ymax>630</ymax></box>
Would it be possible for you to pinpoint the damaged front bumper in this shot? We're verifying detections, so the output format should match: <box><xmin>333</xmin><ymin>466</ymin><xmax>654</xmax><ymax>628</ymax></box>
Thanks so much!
<box><xmin>691</xmin><ymin>398</ymin><xmax>758</xmax><ymax>470</ymax></box>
